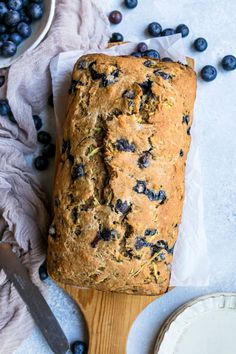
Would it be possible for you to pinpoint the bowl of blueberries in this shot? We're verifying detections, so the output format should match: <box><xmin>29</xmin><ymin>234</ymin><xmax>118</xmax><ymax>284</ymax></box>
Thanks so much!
<box><xmin>0</xmin><ymin>0</ymin><xmax>55</xmax><ymax>68</ymax></box>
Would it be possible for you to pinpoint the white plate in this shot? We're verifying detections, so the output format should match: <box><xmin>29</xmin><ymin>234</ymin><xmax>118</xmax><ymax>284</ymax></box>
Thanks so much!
<box><xmin>0</xmin><ymin>0</ymin><xmax>55</xmax><ymax>69</ymax></box>
<box><xmin>154</xmin><ymin>293</ymin><xmax>236</xmax><ymax>354</ymax></box>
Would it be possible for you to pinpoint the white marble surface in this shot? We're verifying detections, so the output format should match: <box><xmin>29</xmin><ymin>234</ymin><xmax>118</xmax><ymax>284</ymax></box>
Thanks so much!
<box><xmin>16</xmin><ymin>0</ymin><xmax>236</xmax><ymax>353</ymax></box>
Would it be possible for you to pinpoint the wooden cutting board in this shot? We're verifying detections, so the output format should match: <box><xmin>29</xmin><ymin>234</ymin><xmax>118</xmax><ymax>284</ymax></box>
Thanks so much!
<box><xmin>60</xmin><ymin>283</ymin><xmax>159</xmax><ymax>354</ymax></box>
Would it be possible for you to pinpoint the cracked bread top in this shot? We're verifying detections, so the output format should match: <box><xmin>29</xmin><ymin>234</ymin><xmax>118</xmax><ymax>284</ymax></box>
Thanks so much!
<box><xmin>47</xmin><ymin>54</ymin><xmax>197</xmax><ymax>295</ymax></box>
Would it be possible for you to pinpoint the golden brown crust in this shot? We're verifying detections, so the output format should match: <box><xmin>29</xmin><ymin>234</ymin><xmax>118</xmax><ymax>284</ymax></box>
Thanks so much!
<box><xmin>47</xmin><ymin>54</ymin><xmax>197</xmax><ymax>295</ymax></box>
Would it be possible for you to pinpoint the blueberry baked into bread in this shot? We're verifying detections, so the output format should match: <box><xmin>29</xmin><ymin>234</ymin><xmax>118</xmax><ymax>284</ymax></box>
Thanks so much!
<box><xmin>48</xmin><ymin>54</ymin><xmax>197</xmax><ymax>295</ymax></box>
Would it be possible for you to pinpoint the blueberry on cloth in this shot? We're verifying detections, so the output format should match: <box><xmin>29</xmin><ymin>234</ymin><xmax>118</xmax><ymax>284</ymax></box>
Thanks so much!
<box><xmin>37</xmin><ymin>131</ymin><xmax>51</xmax><ymax>144</ymax></box>
<box><xmin>34</xmin><ymin>156</ymin><xmax>49</xmax><ymax>171</ymax></box>
<box><xmin>72</xmin><ymin>163</ymin><xmax>85</xmax><ymax>180</ymax></box>
<box><xmin>124</xmin><ymin>0</ymin><xmax>138</xmax><ymax>9</ymax></box>
<box><xmin>33</xmin><ymin>114</ymin><xmax>42</xmax><ymax>130</ymax></box>
<box><xmin>42</xmin><ymin>143</ymin><xmax>56</xmax><ymax>159</ymax></box>
<box><xmin>39</xmin><ymin>263</ymin><xmax>48</xmax><ymax>281</ymax></box>
<box><xmin>109</xmin><ymin>10</ymin><xmax>122</xmax><ymax>24</ymax></box>
<box><xmin>9</xmin><ymin>32</ymin><xmax>23</xmax><ymax>45</ymax></box>
<box><xmin>0</xmin><ymin>99</ymin><xmax>11</xmax><ymax>116</ymax></box>
<box><xmin>133</xmin><ymin>180</ymin><xmax>147</xmax><ymax>194</ymax></box>
<box><xmin>115</xmin><ymin>138</ymin><xmax>135</xmax><ymax>152</ymax></box>
<box><xmin>27</xmin><ymin>3</ymin><xmax>43</xmax><ymax>20</ymax></box>
<box><xmin>17</xmin><ymin>21</ymin><xmax>32</xmax><ymax>38</ymax></box>
<box><xmin>110</xmin><ymin>32</ymin><xmax>124</xmax><ymax>43</ymax></box>
<box><xmin>176</xmin><ymin>24</ymin><xmax>189</xmax><ymax>38</ymax></box>
<box><xmin>71</xmin><ymin>340</ymin><xmax>88</xmax><ymax>354</ymax></box>
<box><xmin>148</xmin><ymin>22</ymin><xmax>162</xmax><ymax>37</ymax></box>
<box><xmin>161</xmin><ymin>28</ymin><xmax>175</xmax><ymax>36</ymax></box>
<box><xmin>115</xmin><ymin>199</ymin><xmax>130</xmax><ymax>214</ymax></box>
<box><xmin>200</xmin><ymin>65</ymin><xmax>217</xmax><ymax>82</ymax></box>
<box><xmin>0</xmin><ymin>75</ymin><xmax>5</xmax><ymax>87</ymax></box>
<box><xmin>8</xmin><ymin>0</ymin><xmax>23</xmax><ymax>11</ymax></box>
<box><xmin>8</xmin><ymin>112</ymin><xmax>17</xmax><ymax>124</ymax></box>
<box><xmin>4</xmin><ymin>10</ymin><xmax>21</xmax><ymax>27</ymax></box>
<box><xmin>222</xmin><ymin>55</ymin><xmax>236</xmax><ymax>71</ymax></box>
<box><xmin>137</xmin><ymin>42</ymin><xmax>148</xmax><ymax>53</ymax></box>
<box><xmin>143</xmin><ymin>49</ymin><xmax>160</xmax><ymax>59</ymax></box>
<box><xmin>194</xmin><ymin>37</ymin><xmax>208</xmax><ymax>52</ymax></box>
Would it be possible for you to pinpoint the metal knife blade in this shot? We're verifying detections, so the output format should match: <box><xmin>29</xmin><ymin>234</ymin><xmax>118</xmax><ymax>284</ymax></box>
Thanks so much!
<box><xmin>0</xmin><ymin>243</ymin><xmax>69</xmax><ymax>354</ymax></box>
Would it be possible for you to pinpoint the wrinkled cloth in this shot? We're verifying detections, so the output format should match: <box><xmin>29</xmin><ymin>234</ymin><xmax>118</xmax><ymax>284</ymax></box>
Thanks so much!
<box><xmin>0</xmin><ymin>1</ymin><xmax>110</xmax><ymax>353</ymax></box>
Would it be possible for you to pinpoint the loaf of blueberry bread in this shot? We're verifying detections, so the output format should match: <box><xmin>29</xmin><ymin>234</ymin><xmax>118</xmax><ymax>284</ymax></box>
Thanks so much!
<box><xmin>47</xmin><ymin>54</ymin><xmax>197</xmax><ymax>295</ymax></box>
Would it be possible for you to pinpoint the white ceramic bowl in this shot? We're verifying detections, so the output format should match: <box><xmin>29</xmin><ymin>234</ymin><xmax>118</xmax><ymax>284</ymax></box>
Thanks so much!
<box><xmin>0</xmin><ymin>0</ymin><xmax>56</xmax><ymax>69</ymax></box>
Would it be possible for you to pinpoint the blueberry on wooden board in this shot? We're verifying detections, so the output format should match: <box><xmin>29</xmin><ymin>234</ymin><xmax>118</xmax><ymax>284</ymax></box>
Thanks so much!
<box><xmin>194</xmin><ymin>37</ymin><xmax>208</xmax><ymax>52</ymax></box>
<box><xmin>109</xmin><ymin>10</ymin><xmax>122</xmax><ymax>24</ymax></box>
<box><xmin>34</xmin><ymin>156</ymin><xmax>49</xmax><ymax>171</ymax></box>
<box><xmin>176</xmin><ymin>24</ymin><xmax>189</xmax><ymax>38</ymax></box>
<box><xmin>110</xmin><ymin>32</ymin><xmax>124</xmax><ymax>43</ymax></box>
<box><xmin>71</xmin><ymin>163</ymin><xmax>85</xmax><ymax>180</ymax></box>
<box><xmin>148</xmin><ymin>22</ymin><xmax>162</xmax><ymax>37</ymax></box>
<box><xmin>124</xmin><ymin>0</ymin><xmax>138</xmax><ymax>9</ymax></box>
<box><xmin>115</xmin><ymin>138</ymin><xmax>136</xmax><ymax>152</ymax></box>
<box><xmin>222</xmin><ymin>55</ymin><xmax>236</xmax><ymax>71</ymax></box>
<box><xmin>37</xmin><ymin>131</ymin><xmax>51</xmax><ymax>144</ymax></box>
<box><xmin>201</xmin><ymin>65</ymin><xmax>217</xmax><ymax>82</ymax></box>
<box><xmin>71</xmin><ymin>340</ymin><xmax>88</xmax><ymax>354</ymax></box>
<box><xmin>33</xmin><ymin>115</ymin><xmax>42</xmax><ymax>131</ymax></box>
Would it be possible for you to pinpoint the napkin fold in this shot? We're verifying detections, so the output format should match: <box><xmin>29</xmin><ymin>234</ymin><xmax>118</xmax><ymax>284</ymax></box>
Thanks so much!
<box><xmin>0</xmin><ymin>1</ymin><xmax>110</xmax><ymax>353</ymax></box>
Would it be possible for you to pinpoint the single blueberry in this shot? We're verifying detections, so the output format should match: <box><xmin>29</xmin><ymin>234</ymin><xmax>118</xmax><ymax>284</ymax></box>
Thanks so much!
<box><xmin>145</xmin><ymin>229</ymin><xmax>157</xmax><ymax>236</ymax></box>
<box><xmin>37</xmin><ymin>131</ymin><xmax>52</xmax><ymax>144</ymax></box>
<box><xmin>72</xmin><ymin>163</ymin><xmax>85</xmax><ymax>180</ymax></box>
<box><xmin>161</xmin><ymin>28</ymin><xmax>175</xmax><ymax>36</ymax></box>
<box><xmin>115</xmin><ymin>138</ymin><xmax>136</xmax><ymax>152</ymax></box>
<box><xmin>109</xmin><ymin>10</ymin><xmax>122</xmax><ymax>24</ymax></box>
<box><xmin>154</xmin><ymin>70</ymin><xmax>171</xmax><ymax>80</ymax></box>
<box><xmin>131</xmin><ymin>51</ymin><xmax>142</xmax><ymax>58</ymax></box>
<box><xmin>162</xmin><ymin>57</ymin><xmax>173</xmax><ymax>62</ymax></box>
<box><xmin>138</xmin><ymin>153</ymin><xmax>150</xmax><ymax>169</ymax></box>
<box><xmin>124</xmin><ymin>0</ymin><xmax>138</xmax><ymax>9</ymax></box>
<box><xmin>8</xmin><ymin>0</ymin><xmax>23</xmax><ymax>11</ymax></box>
<box><xmin>110</xmin><ymin>32</ymin><xmax>124</xmax><ymax>42</ymax></box>
<box><xmin>34</xmin><ymin>156</ymin><xmax>49</xmax><ymax>171</ymax></box>
<box><xmin>39</xmin><ymin>263</ymin><xmax>48</xmax><ymax>281</ymax></box>
<box><xmin>10</xmin><ymin>32</ymin><xmax>23</xmax><ymax>45</ymax></box>
<box><xmin>71</xmin><ymin>340</ymin><xmax>88</xmax><ymax>354</ymax></box>
<box><xmin>142</xmin><ymin>49</ymin><xmax>160</xmax><ymax>59</ymax></box>
<box><xmin>33</xmin><ymin>115</ymin><xmax>42</xmax><ymax>130</ymax></box>
<box><xmin>133</xmin><ymin>180</ymin><xmax>147</xmax><ymax>194</ymax></box>
<box><xmin>27</xmin><ymin>3</ymin><xmax>43</xmax><ymax>20</ymax></box>
<box><xmin>200</xmin><ymin>65</ymin><xmax>217</xmax><ymax>82</ymax></box>
<box><xmin>176</xmin><ymin>24</ymin><xmax>189</xmax><ymax>38</ymax></box>
<box><xmin>4</xmin><ymin>10</ymin><xmax>21</xmax><ymax>27</ymax></box>
<box><xmin>2</xmin><ymin>40</ymin><xmax>17</xmax><ymax>56</ymax></box>
<box><xmin>222</xmin><ymin>55</ymin><xmax>236</xmax><ymax>71</ymax></box>
<box><xmin>194</xmin><ymin>37</ymin><xmax>208</xmax><ymax>52</ymax></box>
<box><xmin>115</xmin><ymin>199</ymin><xmax>130</xmax><ymax>214</ymax></box>
<box><xmin>17</xmin><ymin>22</ymin><xmax>32</xmax><ymax>38</ymax></box>
<box><xmin>137</xmin><ymin>42</ymin><xmax>148</xmax><ymax>53</ymax></box>
<box><xmin>0</xmin><ymin>75</ymin><xmax>5</xmax><ymax>87</ymax></box>
<box><xmin>148</xmin><ymin>22</ymin><xmax>162</xmax><ymax>37</ymax></box>
<box><xmin>135</xmin><ymin>237</ymin><xmax>149</xmax><ymax>250</ymax></box>
<box><xmin>0</xmin><ymin>99</ymin><xmax>11</xmax><ymax>116</ymax></box>
<box><xmin>0</xmin><ymin>24</ymin><xmax>6</xmax><ymax>34</ymax></box>
<box><xmin>42</xmin><ymin>143</ymin><xmax>56</xmax><ymax>159</ymax></box>
<box><xmin>0</xmin><ymin>2</ymin><xmax>8</xmax><ymax>18</ymax></box>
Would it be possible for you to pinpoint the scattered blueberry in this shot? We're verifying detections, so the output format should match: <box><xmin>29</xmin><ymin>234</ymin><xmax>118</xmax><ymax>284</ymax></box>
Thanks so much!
<box><xmin>42</xmin><ymin>143</ymin><xmax>56</xmax><ymax>159</ymax></box>
<box><xmin>143</xmin><ymin>49</ymin><xmax>160</xmax><ymax>59</ymax></box>
<box><xmin>116</xmin><ymin>199</ymin><xmax>130</xmax><ymax>214</ymax></box>
<box><xmin>137</xmin><ymin>42</ymin><xmax>148</xmax><ymax>53</ymax></box>
<box><xmin>124</xmin><ymin>0</ymin><xmax>138</xmax><ymax>9</ymax></box>
<box><xmin>110</xmin><ymin>32</ymin><xmax>124</xmax><ymax>42</ymax></box>
<box><xmin>17</xmin><ymin>21</ymin><xmax>31</xmax><ymax>37</ymax></box>
<box><xmin>39</xmin><ymin>263</ymin><xmax>48</xmax><ymax>281</ymax></box>
<box><xmin>194</xmin><ymin>37</ymin><xmax>208</xmax><ymax>52</ymax></box>
<box><xmin>27</xmin><ymin>3</ymin><xmax>43</xmax><ymax>20</ymax></box>
<box><xmin>138</xmin><ymin>153</ymin><xmax>150</xmax><ymax>169</ymax></box>
<box><xmin>145</xmin><ymin>229</ymin><xmax>157</xmax><ymax>236</ymax></box>
<box><xmin>34</xmin><ymin>156</ymin><xmax>49</xmax><ymax>171</ymax></box>
<box><xmin>37</xmin><ymin>131</ymin><xmax>51</xmax><ymax>144</ymax></box>
<box><xmin>0</xmin><ymin>24</ymin><xmax>6</xmax><ymax>33</ymax></box>
<box><xmin>72</xmin><ymin>163</ymin><xmax>85</xmax><ymax>180</ymax></box>
<box><xmin>109</xmin><ymin>10</ymin><xmax>122</xmax><ymax>24</ymax></box>
<box><xmin>0</xmin><ymin>99</ymin><xmax>11</xmax><ymax>116</ymax></box>
<box><xmin>10</xmin><ymin>32</ymin><xmax>22</xmax><ymax>45</ymax></box>
<box><xmin>162</xmin><ymin>57</ymin><xmax>173</xmax><ymax>62</ymax></box>
<box><xmin>148</xmin><ymin>22</ymin><xmax>162</xmax><ymax>37</ymax></box>
<box><xmin>161</xmin><ymin>28</ymin><xmax>175</xmax><ymax>36</ymax></box>
<box><xmin>33</xmin><ymin>115</ymin><xmax>42</xmax><ymax>130</ymax></box>
<box><xmin>4</xmin><ymin>10</ymin><xmax>21</xmax><ymax>27</ymax></box>
<box><xmin>48</xmin><ymin>94</ymin><xmax>54</xmax><ymax>107</ymax></box>
<box><xmin>131</xmin><ymin>51</ymin><xmax>142</xmax><ymax>57</ymax></box>
<box><xmin>176</xmin><ymin>24</ymin><xmax>189</xmax><ymax>38</ymax></box>
<box><xmin>133</xmin><ymin>180</ymin><xmax>147</xmax><ymax>194</ymax></box>
<box><xmin>200</xmin><ymin>65</ymin><xmax>217</xmax><ymax>82</ymax></box>
<box><xmin>222</xmin><ymin>55</ymin><xmax>236</xmax><ymax>71</ymax></box>
<box><xmin>8</xmin><ymin>0</ymin><xmax>23</xmax><ymax>11</ymax></box>
<box><xmin>116</xmin><ymin>138</ymin><xmax>135</xmax><ymax>152</ymax></box>
<box><xmin>0</xmin><ymin>2</ymin><xmax>8</xmax><ymax>18</ymax></box>
<box><xmin>71</xmin><ymin>341</ymin><xmax>88</xmax><ymax>354</ymax></box>
<box><xmin>0</xmin><ymin>75</ymin><xmax>5</xmax><ymax>87</ymax></box>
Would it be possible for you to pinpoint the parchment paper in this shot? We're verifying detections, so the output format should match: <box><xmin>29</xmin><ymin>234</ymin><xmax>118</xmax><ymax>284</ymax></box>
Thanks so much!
<box><xmin>50</xmin><ymin>35</ymin><xmax>209</xmax><ymax>287</ymax></box>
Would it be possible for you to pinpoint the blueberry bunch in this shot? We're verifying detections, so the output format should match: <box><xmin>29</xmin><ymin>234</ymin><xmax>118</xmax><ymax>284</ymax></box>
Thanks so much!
<box><xmin>0</xmin><ymin>0</ymin><xmax>44</xmax><ymax>57</ymax></box>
